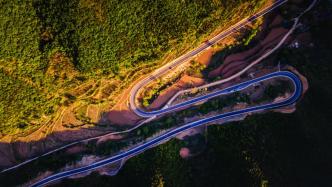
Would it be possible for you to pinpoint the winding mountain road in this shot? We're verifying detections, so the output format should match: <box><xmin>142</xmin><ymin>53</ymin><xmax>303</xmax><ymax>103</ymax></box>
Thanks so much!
<box><xmin>1</xmin><ymin>0</ymin><xmax>289</xmax><ymax>175</ymax></box>
<box><xmin>4</xmin><ymin>0</ymin><xmax>319</xmax><ymax>186</ymax></box>
<box><xmin>32</xmin><ymin>71</ymin><xmax>303</xmax><ymax>187</ymax></box>
<box><xmin>129</xmin><ymin>0</ymin><xmax>288</xmax><ymax>117</ymax></box>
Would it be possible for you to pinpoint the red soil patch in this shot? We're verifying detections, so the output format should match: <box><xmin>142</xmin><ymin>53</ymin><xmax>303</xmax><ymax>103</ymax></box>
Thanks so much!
<box><xmin>196</xmin><ymin>48</ymin><xmax>215</xmax><ymax>65</ymax></box>
<box><xmin>195</xmin><ymin>34</ymin><xmax>237</xmax><ymax>66</ymax></box>
<box><xmin>53</xmin><ymin>129</ymin><xmax>104</xmax><ymax>143</ymax></box>
<box><xmin>148</xmin><ymin>75</ymin><xmax>205</xmax><ymax>110</ymax></box>
<box><xmin>180</xmin><ymin>147</ymin><xmax>191</xmax><ymax>158</ymax></box>
<box><xmin>107</xmin><ymin>109</ymin><xmax>141</xmax><ymax>125</ymax></box>
<box><xmin>222</xmin><ymin>62</ymin><xmax>249</xmax><ymax>78</ymax></box>
<box><xmin>86</xmin><ymin>105</ymin><xmax>100</xmax><ymax>123</ymax></box>
<box><xmin>261</xmin><ymin>27</ymin><xmax>289</xmax><ymax>46</ymax></box>
<box><xmin>96</xmin><ymin>134</ymin><xmax>124</xmax><ymax>145</ymax></box>
<box><xmin>65</xmin><ymin>145</ymin><xmax>86</xmax><ymax>154</ymax></box>
<box><xmin>209</xmin><ymin>26</ymin><xmax>291</xmax><ymax>79</ymax></box>
<box><xmin>224</xmin><ymin>45</ymin><xmax>262</xmax><ymax>65</ymax></box>
<box><xmin>106</xmin><ymin>76</ymin><xmax>146</xmax><ymax>126</ymax></box>
<box><xmin>286</xmin><ymin>65</ymin><xmax>309</xmax><ymax>95</ymax></box>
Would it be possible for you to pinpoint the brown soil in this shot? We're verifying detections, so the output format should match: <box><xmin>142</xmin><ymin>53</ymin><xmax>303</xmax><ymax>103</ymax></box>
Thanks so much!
<box><xmin>222</xmin><ymin>61</ymin><xmax>250</xmax><ymax>78</ymax></box>
<box><xmin>196</xmin><ymin>48</ymin><xmax>215</xmax><ymax>65</ymax></box>
<box><xmin>208</xmin><ymin>25</ymin><xmax>292</xmax><ymax>79</ymax></box>
<box><xmin>148</xmin><ymin>75</ymin><xmax>205</xmax><ymax>110</ymax></box>
<box><xmin>107</xmin><ymin>109</ymin><xmax>141</xmax><ymax>126</ymax></box>
<box><xmin>286</xmin><ymin>65</ymin><xmax>309</xmax><ymax>95</ymax></box>
<box><xmin>65</xmin><ymin>145</ymin><xmax>86</xmax><ymax>154</ymax></box>
<box><xmin>194</xmin><ymin>29</ymin><xmax>242</xmax><ymax>67</ymax></box>
<box><xmin>272</xmin><ymin>103</ymin><xmax>297</xmax><ymax>114</ymax></box>
<box><xmin>105</xmin><ymin>75</ymin><xmax>147</xmax><ymax>125</ymax></box>
<box><xmin>86</xmin><ymin>105</ymin><xmax>100</xmax><ymax>123</ymax></box>
<box><xmin>261</xmin><ymin>27</ymin><xmax>289</xmax><ymax>46</ymax></box>
<box><xmin>96</xmin><ymin>134</ymin><xmax>124</xmax><ymax>145</ymax></box>
<box><xmin>179</xmin><ymin>147</ymin><xmax>191</xmax><ymax>158</ymax></box>
<box><xmin>224</xmin><ymin>45</ymin><xmax>262</xmax><ymax>65</ymax></box>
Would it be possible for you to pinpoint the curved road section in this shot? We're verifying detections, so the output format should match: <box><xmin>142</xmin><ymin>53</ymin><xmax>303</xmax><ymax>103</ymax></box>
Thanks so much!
<box><xmin>129</xmin><ymin>0</ymin><xmax>288</xmax><ymax>118</ymax></box>
<box><xmin>0</xmin><ymin>0</ymin><xmax>290</xmax><ymax>174</ymax></box>
<box><xmin>32</xmin><ymin>71</ymin><xmax>303</xmax><ymax>187</ymax></box>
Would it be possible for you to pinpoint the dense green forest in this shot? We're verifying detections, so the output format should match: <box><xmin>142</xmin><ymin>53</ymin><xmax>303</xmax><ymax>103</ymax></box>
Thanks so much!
<box><xmin>52</xmin><ymin>1</ymin><xmax>332</xmax><ymax>187</ymax></box>
<box><xmin>0</xmin><ymin>0</ymin><xmax>267</xmax><ymax>136</ymax></box>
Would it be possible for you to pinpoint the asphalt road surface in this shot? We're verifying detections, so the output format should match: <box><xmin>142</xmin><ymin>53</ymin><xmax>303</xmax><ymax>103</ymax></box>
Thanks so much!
<box><xmin>129</xmin><ymin>0</ymin><xmax>288</xmax><ymax>117</ymax></box>
<box><xmin>31</xmin><ymin>71</ymin><xmax>303</xmax><ymax>187</ymax></box>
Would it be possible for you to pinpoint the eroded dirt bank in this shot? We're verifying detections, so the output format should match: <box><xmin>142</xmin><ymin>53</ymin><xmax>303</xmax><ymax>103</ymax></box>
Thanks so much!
<box><xmin>147</xmin><ymin>75</ymin><xmax>205</xmax><ymax>110</ymax></box>
<box><xmin>208</xmin><ymin>26</ymin><xmax>292</xmax><ymax>78</ymax></box>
